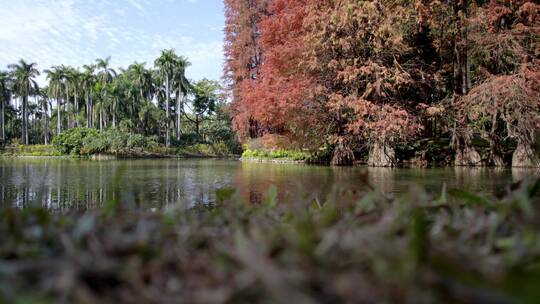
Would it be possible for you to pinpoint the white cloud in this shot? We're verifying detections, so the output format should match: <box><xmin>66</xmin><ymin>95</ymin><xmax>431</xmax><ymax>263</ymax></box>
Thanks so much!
<box><xmin>0</xmin><ymin>0</ymin><xmax>224</xmax><ymax>84</ymax></box>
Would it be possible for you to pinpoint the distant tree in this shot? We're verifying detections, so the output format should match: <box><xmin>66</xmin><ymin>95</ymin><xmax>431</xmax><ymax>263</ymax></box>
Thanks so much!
<box><xmin>155</xmin><ymin>49</ymin><xmax>178</xmax><ymax>147</ymax></box>
<box><xmin>8</xmin><ymin>59</ymin><xmax>39</xmax><ymax>145</ymax></box>
<box><xmin>95</xmin><ymin>57</ymin><xmax>117</xmax><ymax>130</ymax></box>
<box><xmin>0</xmin><ymin>71</ymin><xmax>11</xmax><ymax>144</ymax></box>
<box><xmin>44</xmin><ymin>67</ymin><xmax>64</xmax><ymax>135</ymax></box>
<box><xmin>81</xmin><ymin>64</ymin><xmax>96</xmax><ymax>128</ymax></box>
<box><xmin>173</xmin><ymin>56</ymin><xmax>191</xmax><ymax>141</ymax></box>
<box><xmin>186</xmin><ymin>79</ymin><xmax>220</xmax><ymax>137</ymax></box>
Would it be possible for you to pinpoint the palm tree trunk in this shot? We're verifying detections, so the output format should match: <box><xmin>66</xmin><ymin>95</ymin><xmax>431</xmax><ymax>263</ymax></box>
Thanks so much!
<box><xmin>22</xmin><ymin>96</ymin><xmax>28</xmax><ymax>145</ymax></box>
<box><xmin>0</xmin><ymin>98</ymin><xmax>4</xmax><ymax>144</ymax></box>
<box><xmin>65</xmin><ymin>85</ymin><xmax>70</xmax><ymax>129</ymax></box>
<box><xmin>86</xmin><ymin>94</ymin><xmax>90</xmax><ymax>128</ymax></box>
<box><xmin>57</xmin><ymin>94</ymin><xmax>61</xmax><ymax>135</ymax></box>
<box><xmin>100</xmin><ymin>107</ymin><xmax>104</xmax><ymax>131</ymax></box>
<box><xmin>90</xmin><ymin>97</ymin><xmax>94</xmax><ymax>128</ymax></box>
<box><xmin>176</xmin><ymin>88</ymin><xmax>182</xmax><ymax>141</ymax></box>
<box><xmin>44</xmin><ymin>103</ymin><xmax>49</xmax><ymax>145</ymax></box>
<box><xmin>165</xmin><ymin>75</ymin><xmax>170</xmax><ymax>147</ymax></box>
<box><xmin>112</xmin><ymin>101</ymin><xmax>116</xmax><ymax>128</ymax></box>
<box><xmin>74</xmin><ymin>88</ymin><xmax>78</xmax><ymax>127</ymax></box>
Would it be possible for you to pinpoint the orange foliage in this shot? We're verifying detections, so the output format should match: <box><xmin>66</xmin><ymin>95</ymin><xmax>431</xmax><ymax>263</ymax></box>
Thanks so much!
<box><xmin>224</xmin><ymin>0</ymin><xmax>540</xmax><ymax>159</ymax></box>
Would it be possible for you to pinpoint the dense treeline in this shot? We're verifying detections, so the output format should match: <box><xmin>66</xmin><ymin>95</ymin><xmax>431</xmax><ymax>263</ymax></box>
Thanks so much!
<box><xmin>224</xmin><ymin>0</ymin><xmax>540</xmax><ymax>167</ymax></box>
<box><xmin>0</xmin><ymin>50</ymin><xmax>238</xmax><ymax>153</ymax></box>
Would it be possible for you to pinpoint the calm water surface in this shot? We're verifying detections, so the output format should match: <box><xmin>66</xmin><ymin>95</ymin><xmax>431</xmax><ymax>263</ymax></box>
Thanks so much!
<box><xmin>0</xmin><ymin>158</ymin><xmax>536</xmax><ymax>209</ymax></box>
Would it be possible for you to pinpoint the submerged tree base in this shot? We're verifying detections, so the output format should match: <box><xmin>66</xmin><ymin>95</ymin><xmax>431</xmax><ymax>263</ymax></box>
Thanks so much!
<box><xmin>367</xmin><ymin>141</ymin><xmax>396</xmax><ymax>167</ymax></box>
<box><xmin>454</xmin><ymin>146</ymin><xmax>482</xmax><ymax>167</ymax></box>
<box><xmin>1</xmin><ymin>181</ymin><xmax>540</xmax><ymax>303</ymax></box>
<box><xmin>512</xmin><ymin>143</ymin><xmax>539</xmax><ymax>168</ymax></box>
<box><xmin>331</xmin><ymin>139</ymin><xmax>355</xmax><ymax>166</ymax></box>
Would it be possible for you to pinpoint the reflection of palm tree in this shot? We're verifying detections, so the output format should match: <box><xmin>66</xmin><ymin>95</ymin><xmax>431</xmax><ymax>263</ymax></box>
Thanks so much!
<box><xmin>8</xmin><ymin>59</ymin><xmax>39</xmax><ymax>145</ymax></box>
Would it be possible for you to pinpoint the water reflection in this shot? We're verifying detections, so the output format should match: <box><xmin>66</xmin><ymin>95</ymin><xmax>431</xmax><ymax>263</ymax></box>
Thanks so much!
<box><xmin>0</xmin><ymin>158</ymin><xmax>537</xmax><ymax>209</ymax></box>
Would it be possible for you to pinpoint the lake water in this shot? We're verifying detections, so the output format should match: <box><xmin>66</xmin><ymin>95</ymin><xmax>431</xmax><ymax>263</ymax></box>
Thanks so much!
<box><xmin>0</xmin><ymin>158</ymin><xmax>537</xmax><ymax>209</ymax></box>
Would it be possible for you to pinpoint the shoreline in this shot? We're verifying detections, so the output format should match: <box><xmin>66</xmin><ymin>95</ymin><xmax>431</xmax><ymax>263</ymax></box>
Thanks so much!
<box><xmin>2</xmin><ymin>153</ymin><xmax>539</xmax><ymax>169</ymax></box>
<box><xmin>0</xmin><ymin>153</ymin><xmax>241</xmax><ymax>160</ymax></box>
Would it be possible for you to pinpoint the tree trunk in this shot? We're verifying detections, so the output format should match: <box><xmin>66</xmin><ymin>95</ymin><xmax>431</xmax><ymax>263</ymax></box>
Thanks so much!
<box><xmin>461</xmin><ymin>1</ymin><xmax>469</xmax><ymax>95</ymax></box>
<box><xmin>455</xmin><ymin>144</ymin><xmax>482</xmax><ymax>166</ymax></box>
<box><xmin>0</xmin><ymin>98</ymin><xmax>4</xmax><ymax>144</ymax></box>
<box><xmin>22</xmin><ymin>96</ymin><xmax>28</xmax><ymax>145</ymax></box>
<box><xmin>512</xmin><ymin>141</ymin><xmax>539</xmax><ymax>167</ymax></box>
<box><xmin>44</xmin><ymin>102</ymin><xmax>49</xmax><ymax>145</ymax></box>
<box><xmin>176</xmin><ymin>89</ymin><xmax>182</xmax><ymax>141</ymax></box>
<box><xmin>100</xmin><ymin>108</ymin><xmax>103</xmax><ymax>131</ymax></box>
<box><xmin>89</xmin><ymin>98</ymin><xmax>93</xmax><ymax>128</ymax></box>
<box><xmin>65</xmin><ymin>85</ymin><xmax>70</xmax><ymax>129</ymax></box>
<box><xmin>453</xmin><ymin>0</ymin><xmax>464</xmax><ymax>95</ymax></box>
<box><xmin>368</xmin><ymin>141</ymin><xmax>396</xmax><ymax>167</ymax></box>
<box><xmin>112</xmin><ymin>101</ymin><xmax>116</xmax><ymax>128</ymax></box>
<box><xmin>488</xmin><ymin>138</ymin><xmax>505</xmax><ymax>167</ymax></box>
<box><xmin>57</xmin><ymin>96</ymin><xmax>61</xmax><ymax>135</ymax></box>
<box><xmin>165</xmin><ymin>76</ymin><xmax>170</xmax><ymax>147</ymax></box>
<box><xmin>86</xmin><ymin>94</ymin><xmax>90</xmax><ymax>128</ymax></box>
<box><xmin>195</xmin><ymin>115</ymin><xmax>200</xmax><ymax>137</ymax></box>
<box><xmin>331</xmin><ymin>138</ymin><xmax>355</xmax><ymax>166</ymax></box>
<box><xmin>74</xmin><ymin>88</ymin><xmax>78</xmax><ymax>128</ymax></box>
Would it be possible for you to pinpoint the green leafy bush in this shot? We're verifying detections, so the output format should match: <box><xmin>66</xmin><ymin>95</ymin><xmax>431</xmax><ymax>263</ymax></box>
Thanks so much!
<box><xmin>81</xmin><ymin>129</ymin><xmax>159</xmax><ymax>155</ymax></box>
<box><xmin>52</xmin><ymin>128</ymin><xmax>158</xmax><ymax>156</ymax></box>
<box><xmin>52</xmin><ymin>128</ymin><xmax>99</xmax><ymax>155</ymax></box>
<box><xmin>242</xmin><ymin>149</ymin><xmax>312</xmax><ymax>161</ymax></box>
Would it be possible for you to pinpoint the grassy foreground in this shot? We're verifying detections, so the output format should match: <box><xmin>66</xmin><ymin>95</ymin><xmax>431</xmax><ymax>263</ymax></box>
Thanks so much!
<box><xmin>1</xmin><ymin>182</ymin><xmax>540</xmax><ymax>303</ymax></box>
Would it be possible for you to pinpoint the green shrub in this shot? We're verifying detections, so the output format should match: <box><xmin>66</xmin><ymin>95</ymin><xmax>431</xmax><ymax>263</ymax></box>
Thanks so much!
<box><xmin>49</xmin><ymin>128</ymin><xmax>157</xmax><ymax>156</ymax></box>
<box><xmin>81</xmin><ymin>134</ymin><xmax>110</xmax><ymax>155</ymax></box>
<box><xmin>242</xmin><ymin>149</ymin><xmax>312</xmax><ymax>161</ymax></box>
<box><xmin>81</xmin><ymin>129</ymin><xmax>159</xmax><ymax>155</ymax></box>
<box><xmin>52</xmin><ymin>128</ymin><xmax>99</xmax><ymax>155</ymax></box>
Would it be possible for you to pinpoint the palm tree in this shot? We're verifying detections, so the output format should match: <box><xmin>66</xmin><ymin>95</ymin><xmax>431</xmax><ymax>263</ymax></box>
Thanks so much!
<box><xmin>95</xmin><ymin>57</ymin><xmax>117</xmax><ymax>130</ymax></box>
<box><xmin>155</xmin><ymin>49</ymin><xmax>177</xmax><ymax>147</ymax></box>
<box><xmin>107</xmin><ymin>76</ymin><xmax>124</xmax><ymax>128</ymax></box>
<box><xmin>173</xmin><ymin>56</ymin><xmax>191</xmax><ymax>141</ymax></box>
<box><xmin>8</xmin><ymin>59</ymin><xmax>39</xmax><ymax>145</ymax></box>
<box><xmin>127</xmin><ymin>62</ymin><xmax>153</xmax><ymax>101</ymax></box>
<box><xmin>0</xmin><ymin>71</ymin><xmax>12</xmax><ymax>144</ymax></box>
<box><xmin>56</xmin><ymin>65</ymin><xmax>72</xmax><ymax>128</ymax></box>
<box><xmin>37</xmin><ymin>88</ymin><xmax>49</xmax><ymax>144</ymax></box>
<box><xmin>82</xmin><ymin>65</ymin><xmax>96</xmax><ymax>128</ymax></box>
<box><xmin>67</xmin><ymin>68</ymin><xmax>82</xmax><ymax>128</ymax></box>
<box><xmin>45</xmin><ymin>67</ymin><xmax>64</xmax><ymax>134</ymax></box>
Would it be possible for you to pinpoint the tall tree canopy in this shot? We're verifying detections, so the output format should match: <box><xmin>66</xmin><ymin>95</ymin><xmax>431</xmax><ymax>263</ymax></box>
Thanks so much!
<box><xmin>224</xmin><ymin>0</ymin><xmax>540</xmax><ymax>167</ymax></box>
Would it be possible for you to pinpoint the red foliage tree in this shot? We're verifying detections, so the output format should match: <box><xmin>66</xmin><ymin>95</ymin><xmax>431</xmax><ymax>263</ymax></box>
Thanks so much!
<box><xmin>224</xmin><ymin>0</ymin><xmax>269</xmax><ymax>140</ymax></box>
<box><xmin>302</xmin><ymin>0</ymin><xmax>432</xmax><ymax>166</ymax></box>
<box><xmin>224</xmin><ymin>0</ymin><xmax>540</xmax><ymax>167</ymax></box>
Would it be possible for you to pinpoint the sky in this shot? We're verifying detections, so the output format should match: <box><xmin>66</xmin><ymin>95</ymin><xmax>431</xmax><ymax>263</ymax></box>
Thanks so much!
<box><xmin>0</xmin><ymin>0</ymin><xmax>225</xmax><ymax>84</ymax></box>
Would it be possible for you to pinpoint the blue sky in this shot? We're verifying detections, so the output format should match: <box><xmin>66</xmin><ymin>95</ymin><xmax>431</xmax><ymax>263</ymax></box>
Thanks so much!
<box><xmin>0</xmin><ymin>0</ymin><xmax>225</xmax><ymax>84</ymax></box>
